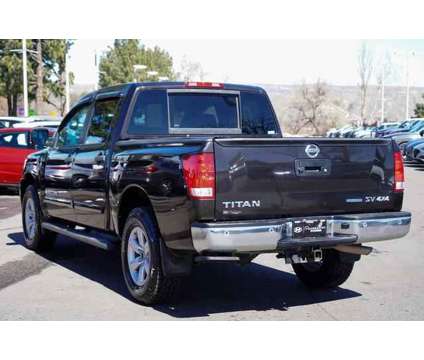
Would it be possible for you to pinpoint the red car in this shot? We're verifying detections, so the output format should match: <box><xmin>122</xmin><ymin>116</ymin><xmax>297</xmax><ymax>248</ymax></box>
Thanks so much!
<box><xmin>0</xmin><ymin>127</ymin><xmax>52</xmax><ymax>188</ymax></box>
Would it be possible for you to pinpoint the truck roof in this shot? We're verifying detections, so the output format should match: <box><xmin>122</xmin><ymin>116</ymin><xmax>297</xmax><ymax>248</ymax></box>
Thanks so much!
<box><xmin>75</xmin><ymin>82</ymin><xmax>266</xmax><ymax>107</ymax></box>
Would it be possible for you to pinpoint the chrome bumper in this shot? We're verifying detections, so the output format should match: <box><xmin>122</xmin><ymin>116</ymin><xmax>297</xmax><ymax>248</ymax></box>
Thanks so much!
<box><xmin>191</xmin><ymin>211</ymin><xmax>411</xmax><ymax>254</ymax></box>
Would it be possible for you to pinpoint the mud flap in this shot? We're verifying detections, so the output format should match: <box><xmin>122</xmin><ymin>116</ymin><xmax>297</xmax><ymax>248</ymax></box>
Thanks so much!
<box><xmin>159</xmin><ymin>239</ymin><xmax>193</xmax><ymax>277</ymax></box>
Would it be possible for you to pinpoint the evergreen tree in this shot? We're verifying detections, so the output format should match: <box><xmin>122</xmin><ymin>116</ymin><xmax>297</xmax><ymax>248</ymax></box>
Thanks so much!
<box><xmin>99</xmin><ymin>40</ymin><xmax>174</xmax><ymax>87</ymax></box>
<box><xmin>414</xmin><ymin>94</ymin><xmax>424</xmax><ymax>118</ymax></box>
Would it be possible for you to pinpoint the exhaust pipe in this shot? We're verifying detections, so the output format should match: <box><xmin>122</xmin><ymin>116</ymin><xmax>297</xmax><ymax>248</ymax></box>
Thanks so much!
<box><xmin>334</xmin><ymin>244</ymin><xmax>373</xmax><ymax>256</ymax></box>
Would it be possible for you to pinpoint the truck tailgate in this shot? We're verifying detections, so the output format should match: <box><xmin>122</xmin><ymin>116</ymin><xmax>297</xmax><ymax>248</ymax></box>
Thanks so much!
<box><xmin>214</xmin><ymin>138</ymin><xmax>399</xmax><ymax>220</ymax></box>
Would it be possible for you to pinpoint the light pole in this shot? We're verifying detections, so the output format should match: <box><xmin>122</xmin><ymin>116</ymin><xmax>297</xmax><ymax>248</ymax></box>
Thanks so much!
<box><xmin>133</xmin><ymin>64</ymin><xmax>147</xmax><ymax>82</ymax></box>
<box><xmin>380</xmin><ymin>69</ymin><xmax>385</xmax><ymax>125</ymax></box>
<box><xmin>8</xmin><ymin>42</ymin><xmax>37</xmax><ymax>117</ymax></box>
<box><xmin>65</xmin><ymin>49</ymin><xmax>70</xmax><ymax>114</ymax></box>
<box><xmin>22</xmin><ymin>39</ymin><xmax>29</xmax><ymax>117</ymax></box>
<box><xmin>147</xmin><ymin>70</ymin><xmax>158</xmax><ymax>78</ymax></box>
<box><xmin>405</xmin><ymin>51</ymin><xmax>415</xmax><ymax>120</ymax></box>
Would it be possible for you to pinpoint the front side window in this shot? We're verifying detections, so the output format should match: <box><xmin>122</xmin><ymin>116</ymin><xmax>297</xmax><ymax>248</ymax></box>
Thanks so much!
<box><xmin>169</xmin><ymin>92</ymin><xmax>238</xmax><ymax>130</ymax></box>
<box><xmin>0</xmin><ymin>132</ymin><xmax>29</xmax><ymax>148</ymax></box>
<box><xmin>127</xmin><ymin>90</ymin><xmax>168</xmax><ymax>135</ymax></box>
<box><xmin>56</xmin><ymin>105</ymin><xmax>90</xmax><ymax>147</ymax></box>
<box><xmin>85</xmin><ymin>98</ymin><xmax>120</xmax><ymax>144</ymax></box>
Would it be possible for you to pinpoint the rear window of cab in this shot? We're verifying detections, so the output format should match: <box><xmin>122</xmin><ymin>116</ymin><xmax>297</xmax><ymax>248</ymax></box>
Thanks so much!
<box><xmin>125</xmin><ymin>89</ymin><xmax>280</xmax><ymax>136</ymax></box>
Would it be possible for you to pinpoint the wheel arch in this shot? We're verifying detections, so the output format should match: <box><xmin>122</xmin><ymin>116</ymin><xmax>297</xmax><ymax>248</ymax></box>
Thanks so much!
<box><xmin>20</xmin><ymin>173</ymin><xmax>36</xmax><ymax>200</ymax></box>
<box><xmin>117</xmin><ymin>184</ymin><xmax>193</xmax><ymax>277</ymax></box>
<box><xmin>117</xmin><ymin>185</ymin><xmax>157</xmax><ymax>237</ymax></box>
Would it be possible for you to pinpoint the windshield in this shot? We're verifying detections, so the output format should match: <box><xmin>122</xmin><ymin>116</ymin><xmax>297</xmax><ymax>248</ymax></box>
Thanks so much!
<box><xmin>410</xmin><ymin>121</ymin><xmax>424</xmax><ymax>132</ymax></box>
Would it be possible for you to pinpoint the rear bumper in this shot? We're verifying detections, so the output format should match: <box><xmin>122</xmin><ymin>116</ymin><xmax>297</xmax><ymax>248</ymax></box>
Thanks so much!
<box><xmin>191</xmin><ymin>211</ymin><xmax>411</xmax><ymax>254</ymax></box>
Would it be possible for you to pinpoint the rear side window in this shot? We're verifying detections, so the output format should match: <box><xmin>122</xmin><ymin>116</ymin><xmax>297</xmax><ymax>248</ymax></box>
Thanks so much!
<box><xmin>85</xmin><ymin>98</ymin><xmax>120</xmax><ymax>144</ymax></box>
<box><xmin>241</xmin><ymin>92</ymin><xmax>279</xmax><ymax>135</ymax></box>
<box><xmin>168</xmin><ymin>92</ymin><xmax>239</xmax><ymax>131</ymax></box>
<box><xmin>127</xmin><ymin>90</ymin><xmax>168</xmax><ymax>135</ymax></box>
<box><xmin>0</xmin><ymin>132</ymin><xmax>29</xmax><ymax>148</ymax></box>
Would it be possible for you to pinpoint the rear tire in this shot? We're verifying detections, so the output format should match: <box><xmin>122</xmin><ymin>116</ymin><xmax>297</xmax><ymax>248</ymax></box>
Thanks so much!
<box><xmin>121</xmin><ymin>207</ymin><xmax>182</xmax><ymax>305</ymax></box>
<box><xmin>292</xmin><ymin>249</ymin><xmax>354</xmax><ymax>289</ymax></box>
<box><xmin>22</xmin><ymin>185</ymin><xmax>56</xmax><ymax>251</ymax></box>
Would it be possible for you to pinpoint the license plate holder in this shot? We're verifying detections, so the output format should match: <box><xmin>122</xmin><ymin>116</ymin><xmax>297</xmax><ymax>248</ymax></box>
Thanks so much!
<box><xmin>292</xmin><ymin>219</ymin><xmax>327</xmax><ymax>238</ymax></box>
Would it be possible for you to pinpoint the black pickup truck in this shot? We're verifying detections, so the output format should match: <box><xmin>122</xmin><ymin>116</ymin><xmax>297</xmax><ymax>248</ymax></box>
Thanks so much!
<box><xmin>20</xmin><ymin>81</ymin><xmax>411</xmax><ymax>304</ymax></box>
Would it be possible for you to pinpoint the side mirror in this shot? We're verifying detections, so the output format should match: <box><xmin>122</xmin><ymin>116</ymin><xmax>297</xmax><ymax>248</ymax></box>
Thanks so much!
<box><xmin>420</xmin><ymin>130</ymin><xmax>424</xmax><ymax>137</ymax></box>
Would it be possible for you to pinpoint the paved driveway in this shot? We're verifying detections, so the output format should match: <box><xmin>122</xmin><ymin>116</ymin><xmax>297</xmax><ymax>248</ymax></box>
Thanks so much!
<box><xmin>0</xmin><ymin>165</ymin><xmax>422</xmax><ymax>320</ymax></box>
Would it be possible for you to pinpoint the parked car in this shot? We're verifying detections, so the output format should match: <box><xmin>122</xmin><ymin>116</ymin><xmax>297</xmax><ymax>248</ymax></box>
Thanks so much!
<box><xmin>20</xmin><ymin>81</ymin><xmax>411</xmax><ymax>305</ymax></box>
<box><xmin>339</xmin><ymin>125</ymin><xmax>357</xmax><ymax>138</ymax></box>
<box><xmin>389</xmin><ymin>122</ymin><xmax>424</xmax><ymax>151</ymax></box>
<box><xmin>0</xmin><ymin>117</ymin><xmax>28</xmax><ymax>129</ymax></box>
<box><xmin>14</xmin><ymin>120</ymin><xmax>61</xmax><ymax>129</ymax></box>
<box><xmin>409</xmin><ymin>142</ymin><xmax>424</xmax><ymax>162</ymax></box>
<box><xmin>327</xmin><ymin>125</ymin><xmax>353</xmax><ymax>138</ymax></box>
<box><xmin>378</xmin><ymin>119</ymin><xmax>424</xmax><ymax>138</ymax></box>
<box><xmin>374</xmin><ymin>122</ymin><xmax>401</xmax><ymax>137</ymax></box>
<box><xmin>326</xmin><ymin>128</ymin><xmax>337</xmax><ymax>137</ymax></box>
<box><xmin>403</xmin><ymin>138</ymin><xmax>424</xmax><ymax>161</ymax></box>
<box><xmin>350</xmin><ymin>126</ymin><xmax>376</xmax><ymax>138</ymax></box>
<box><xmin>0</xmin><ymin>127</ymin><xmax>52</xmax><ymax>188</ymax></box>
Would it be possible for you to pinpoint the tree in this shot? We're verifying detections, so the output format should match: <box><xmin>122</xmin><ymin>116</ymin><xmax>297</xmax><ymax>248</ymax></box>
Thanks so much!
<box><xmin>357</xmin><ymin>41</ymin><xmax>374</xmax><ymax>125</ymax></box>
<box><xmin>0</xmin><ymin>40</ymin><xmax>32</xmax><ymax>115</ymax></box>
<box><xmin>41</xmin><ymin>40</ymin><xmax>74</xmax><ymax>115</ymax></box>
<box><xmin>288</xmin><ymin>80</ymin><xmax>329</xmax><ymax>135</ymax></box>
<box><xmin>414</xmin><ymin>94</ymin><xmax>424</xmax><ymax>118</ymax></box>
<box><xmin>0</xmin><ymin>39</ymin><xmax>73</xmax><ymax>116</ymax></box>
<box><xmin>34</xmin><ymin>39</ymin><xmax>43</xmax><ymax>113</ymax></box>
<box><xmin>176</xmin><ymin>55</ymin><xmax>206</xmax><ymax>81</ymax></box>
<box><xmin>99</xmin><ymin>40</ymin><xmax>175</xmax><ymax>87</ymax></box>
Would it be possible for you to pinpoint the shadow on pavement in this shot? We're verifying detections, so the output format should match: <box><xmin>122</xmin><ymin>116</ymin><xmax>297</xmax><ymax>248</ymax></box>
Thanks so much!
<box><xmin>7</xmin><ymin>231</ymin><xmax>361</xmax><ymax>318</ymax></box>
<box><xmin>0</xmin><ymin>188</ymin><xmax>19</xmax><ymax>196</ymax></box>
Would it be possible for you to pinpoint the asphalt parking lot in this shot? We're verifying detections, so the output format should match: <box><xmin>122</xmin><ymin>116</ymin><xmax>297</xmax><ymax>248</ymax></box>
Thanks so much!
<box><xmin>0</xmin><ymin>165</ymin><xmax>423</xmax><ymax>320</ymax></box>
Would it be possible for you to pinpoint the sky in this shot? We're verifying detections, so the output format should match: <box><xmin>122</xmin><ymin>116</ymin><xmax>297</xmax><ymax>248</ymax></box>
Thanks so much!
<box><xmin>68</xmin><ymin>39</ymin><xmax>424</xmax><ymax>87</ymax></box>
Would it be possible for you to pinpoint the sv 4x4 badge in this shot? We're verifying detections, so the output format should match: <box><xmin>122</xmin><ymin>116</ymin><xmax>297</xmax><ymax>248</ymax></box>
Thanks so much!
<box><xmin>346</xmin><ymin>195</ymin><xmax>390</xmax><ymax>203</ymax></box>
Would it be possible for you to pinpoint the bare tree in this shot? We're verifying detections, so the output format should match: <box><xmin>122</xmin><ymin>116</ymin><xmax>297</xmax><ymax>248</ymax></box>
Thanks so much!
<box><xmin>357</xmin><ymin>41</ymin><xmax>374</xmax><ymax>125</ymax></box>
<box><xmin>374</xmin><ymin>51</ymin><xmax>392</xmax><ymax>124</ymax></box>
<box><xmin>289</xmin><ymin>80</ymin><xmax>329</xmax><ymax>135</ymax></box>
<box><xmin>177</xmin><ymin>55</ymin><xmax>206</xmax><ymax>81</ymax></box>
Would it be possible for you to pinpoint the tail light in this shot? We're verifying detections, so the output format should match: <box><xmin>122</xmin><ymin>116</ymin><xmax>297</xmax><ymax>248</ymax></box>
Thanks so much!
<box><xmin>185</xmin><ymin>81</ymin><xmax>223</xmax><ymax>89</ymax></box>
<box><xmin>182</xmin><ymin>153</ymin><xmax>215</xmax><ymax>200</ymax></box>
<box><xmin>393</xmin><ymin>151</ymin><xmax>405</xmax><ymax>192</ymax></box>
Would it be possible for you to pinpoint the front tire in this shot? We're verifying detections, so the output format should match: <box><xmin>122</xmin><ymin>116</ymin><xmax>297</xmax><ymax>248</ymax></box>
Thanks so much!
<box><xmin>22</xmin><ymin>185</ymin><xmax>56</xmax><ymax>251</ymax></box>
<box><xmin>292</xmin><ymin>249</ymin><xmax>355</xmax><ymax>289</ymax></box>
<box><xmin>121</xmin><ymin>207</ymin><xmax>181</xmax><ymax>305</ymax></box>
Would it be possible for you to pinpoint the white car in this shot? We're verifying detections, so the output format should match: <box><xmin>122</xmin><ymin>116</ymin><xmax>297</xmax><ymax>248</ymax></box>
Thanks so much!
<box><xmin>0</xmin><ymin>117</ymin><xmax>29</xmax><ymax>128</ymax></box>
<box><xmin>14</xmin><ymin>120</ymin><xmax>61</xmax><ymax>129</ymax></box>
<box><xmin>12</xmin><ymin>116</ymin><xmax>62</xmax><ymax>129</ymax></box>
